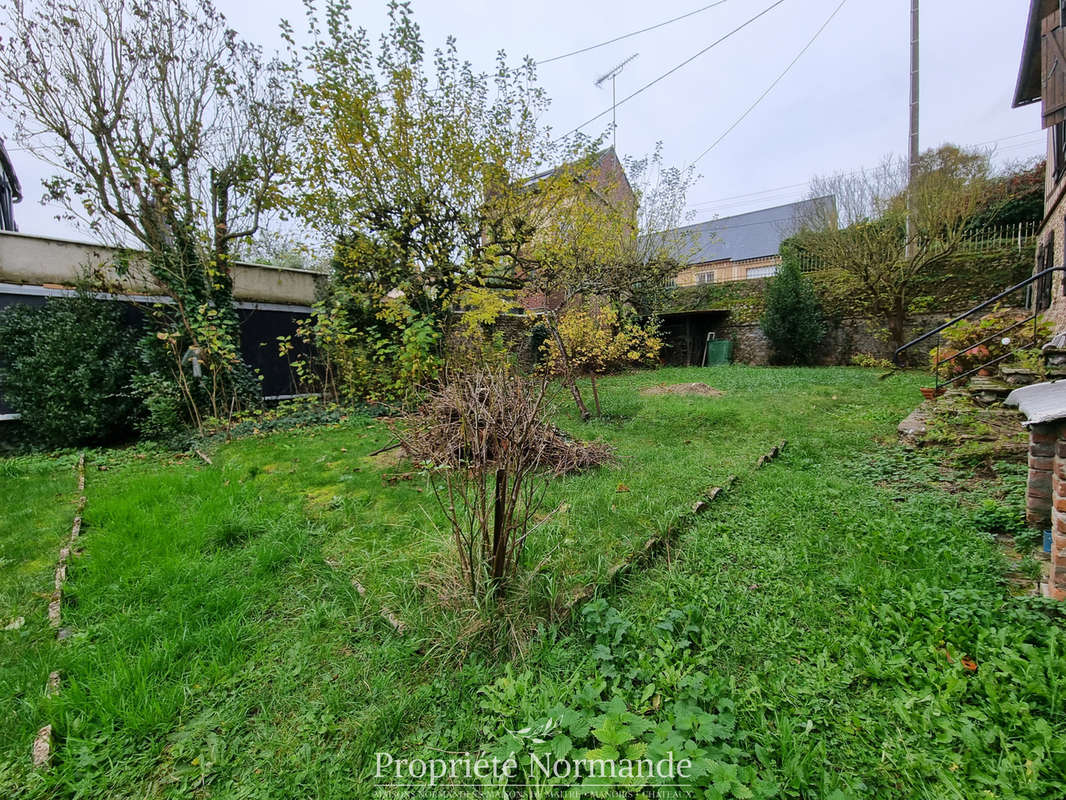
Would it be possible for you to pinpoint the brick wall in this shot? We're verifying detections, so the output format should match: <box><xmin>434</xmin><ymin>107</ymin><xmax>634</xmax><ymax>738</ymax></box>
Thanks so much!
<box><xmin>1025</xmin><ymin>422</ymin><xmax>1066</xmax><ymax>600</ymax></box>
<box><xmin>590</xmin><ymin>148</ymin><xmax>637</xmax><ymax>217</ymax></box>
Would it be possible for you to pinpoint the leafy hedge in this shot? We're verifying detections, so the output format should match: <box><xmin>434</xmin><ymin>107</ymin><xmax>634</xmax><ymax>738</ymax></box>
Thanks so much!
<box><xmin>667</xmin><ymin>279</ymin><xmax>769</xmax><ymax>324</ymax></box>
<box><xmin>0</xmin><ymin>295</ymin><xmax>143</xmax><ymax>447</ymax></box>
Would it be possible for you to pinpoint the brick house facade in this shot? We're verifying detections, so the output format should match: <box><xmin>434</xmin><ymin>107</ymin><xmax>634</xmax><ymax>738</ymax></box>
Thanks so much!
<box><xmin>1023</xmin><ymin>423</ymin><xmax>1063</xmax><ymax>599</ymax></box>
<box><xmin>517</xmin><ymin>147</ymin><xmax>636</xmax><ymax>313</ymax></box>
<box><xmin>674</xmin><ymin>255</ymin><xmax>782</xmax><ymax>288</ymax></box>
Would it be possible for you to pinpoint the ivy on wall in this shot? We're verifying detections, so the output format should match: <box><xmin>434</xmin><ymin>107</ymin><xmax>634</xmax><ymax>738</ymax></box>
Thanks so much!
<box><xmin>665</xmin><ymin>279</ymin><xmax>769</xmax><ymax>324</ymax></box>
<box><xmin>663</xmin><ymin>244</ymin><xmax>1035</xmax><ymax>324</ymax></box>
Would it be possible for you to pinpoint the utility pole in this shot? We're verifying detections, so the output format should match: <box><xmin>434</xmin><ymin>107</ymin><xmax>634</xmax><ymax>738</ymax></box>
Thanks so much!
<box><xmin>906</xmin><ymin>0</ymin><xmax>919</xmax><ymax>259</ymax></box>
<box><xmin>594</xmin><ymin>53</ymin><xmax>638</xmax><ymax>150</ymax></box>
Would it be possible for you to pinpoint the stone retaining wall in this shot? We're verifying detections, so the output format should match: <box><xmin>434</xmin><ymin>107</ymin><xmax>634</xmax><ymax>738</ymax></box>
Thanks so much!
<box><xmin>719</xmin><ymin>313</ymin><xmax>954</xmax><ymax>366</ymax></box>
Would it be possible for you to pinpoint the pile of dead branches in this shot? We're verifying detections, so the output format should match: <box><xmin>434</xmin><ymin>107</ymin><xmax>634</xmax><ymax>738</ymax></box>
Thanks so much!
<box><xmin>390</xmin><ymin>370</ymin><xmax>612</xmax><ymax>602</ymax></box>
<box><xmin>393</xmin><ymin>372</ymin><xmax>613</xmax><ymax>477</ymax></box>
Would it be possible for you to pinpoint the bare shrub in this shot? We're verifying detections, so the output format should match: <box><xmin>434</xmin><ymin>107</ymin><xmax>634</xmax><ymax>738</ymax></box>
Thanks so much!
<box><xmin>393</xmin><ymin>371</ymin><xmax>611</xmax><ymax>602</ymax></box>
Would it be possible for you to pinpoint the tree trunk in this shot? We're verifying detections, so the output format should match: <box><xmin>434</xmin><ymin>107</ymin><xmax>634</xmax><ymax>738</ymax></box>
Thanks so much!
<box><xmin>547</xmin><ymin>319</ymin><xmax>591</xmax><ymax>421</ymax></box>
<box><xmin>567</xmin><ymin>378</ymin><xmax>591</xmax><ymax>422</ymax></box>
<box><xmin>490</xmin><ymin>468</ymin><xmax>509</xmax><ymax>600</ymax></box>
<box><xmin>888</xmin><ymin>297</ymin><xmax>908</xmax><ymax>354</ymax></box>
<box><xmin>590</xmin><ymin>373</ymin><xmax>602</xmax><ymax>417</ymax></box>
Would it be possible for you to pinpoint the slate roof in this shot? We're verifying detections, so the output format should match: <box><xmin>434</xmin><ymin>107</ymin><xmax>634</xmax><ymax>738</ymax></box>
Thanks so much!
<box><xmin>672</xmin><ymin>196</ymin><xmax>836</xmax><ymax>264</ymax></box>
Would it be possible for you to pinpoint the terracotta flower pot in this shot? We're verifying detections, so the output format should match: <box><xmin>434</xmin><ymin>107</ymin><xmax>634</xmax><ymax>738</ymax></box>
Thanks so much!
<box><xmin>920</xmin><ymin>386</ymin><xmax>945</xmax><ymax>400</ymax></box>
<box><xmin>978</xmin><ymin>368</ymin><xmax>992</xmax><ymax>377</ymax></box>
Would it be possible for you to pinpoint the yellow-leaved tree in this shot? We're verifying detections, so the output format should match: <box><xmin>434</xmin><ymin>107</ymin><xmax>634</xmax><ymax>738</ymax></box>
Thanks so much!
<box><xmin>544</xmin><ymin>305</ymin><xmax>663</xmax><ymax>416</ymax></box>
<box><xmin>510</xmin><ymin>143</ymin><xmax>698</xmax><ymax>419</ymax></box>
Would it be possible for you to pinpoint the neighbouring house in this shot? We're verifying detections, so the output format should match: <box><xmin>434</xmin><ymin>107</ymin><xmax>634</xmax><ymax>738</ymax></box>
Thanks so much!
<box><xmin>1014</xmin><ymin>0</ymin><xmax>1066</xmax><ymax>329</ymax></box>
<box><xmin>0</xmin><ymin>141</ymin><xmax>21</xmax><ymax>232</ymax></box>
<box><xmin>669</xmin><ymin>196</ymin><xmax>836</xmax><ymax>287</ymax></box>
<box><xmin>519</xmin><ymin>146</ymin><xmax>635</xmax><ymax>221</ymax></box>
<box><xmin>514</xmin><ymin>146</ymin><xmax>637</xmax><ymax>312</ymax></box>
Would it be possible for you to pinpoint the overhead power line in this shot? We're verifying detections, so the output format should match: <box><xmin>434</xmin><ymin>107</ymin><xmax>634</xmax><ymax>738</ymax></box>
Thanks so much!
<box><xmin>689</xmin><ymin>0</ymin><xmax>849</xmax><ymax>167</ymax></box>
<box><xmin>991</xmin><ymin>136</ymin><xmax>1046</xmax><ymax>153</ymax></box>
<box><xmin>690</xmin><ymin>192</ymin><xmax>812</xmax><ymax>216</ymax></box>
<box><xmin>686</xmin><ymin>0</ymin><xmax>1047</xmax><ymax>174</ymax></box>
<box><xmin>689</xmin><ymin>180</ymin><xmax>811</xmax><ymax>208</ymax></box>
<box><xmin>686</xmin><ymin>130</ymin><xmax>1047</xmax><ymax>215</ymax></box>
<box><xmin>555</xmin><ymin>0</ymin><xmax>789</xmax><ymax>141</ymax></box>
<box><xmin>537</xmin><ymin>0</ymin><xmax>731</xmax><ymax>65</ymax></box>
<box><xmin>973</xmin><ymin>130</ymin><xmax>1049</xmax><ymax>147</ymax></box>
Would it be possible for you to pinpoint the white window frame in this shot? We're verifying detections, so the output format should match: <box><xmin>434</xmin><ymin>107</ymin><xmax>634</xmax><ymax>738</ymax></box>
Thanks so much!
<box><xmin>746</xmin><ymin>265</ymin><xmax>778</xmax><ymax>279</ymax></box>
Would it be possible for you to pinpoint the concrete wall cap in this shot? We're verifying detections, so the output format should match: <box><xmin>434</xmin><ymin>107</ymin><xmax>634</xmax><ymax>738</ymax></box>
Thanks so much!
<box><xmin>1006</xmin><ymin>380</ymin><xmax>1066</xmax><ymax>425</ymax></box>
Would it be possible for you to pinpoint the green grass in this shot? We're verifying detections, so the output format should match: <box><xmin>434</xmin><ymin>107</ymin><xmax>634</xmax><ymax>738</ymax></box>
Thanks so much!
<box><xmin>1</xmin><ymin>366</ymin><xmax>1064</xmax><ymax>798</ymax></box>
<box><xmin>0</xmin><ymin>453</ymin><xmax>81</xmax><ymax>783</ymax></box>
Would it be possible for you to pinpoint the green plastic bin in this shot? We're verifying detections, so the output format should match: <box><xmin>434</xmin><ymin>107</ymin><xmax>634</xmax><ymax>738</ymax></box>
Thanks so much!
<box><xmin>704</xmin><ymin>339</ymin><xmax>733</xmax><ymax>366</ymax></box>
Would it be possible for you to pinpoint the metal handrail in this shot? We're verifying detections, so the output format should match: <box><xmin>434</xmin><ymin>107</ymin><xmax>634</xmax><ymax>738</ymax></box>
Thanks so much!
<box><xmin>930</xmin><ymin>314</ymin><xmax>1043</xmax><ymax>391</ymax></box>
<box><xmin>894</xmin><ymin>266</ymin><xmax>1063</xmax><ymax>362</ymax></box>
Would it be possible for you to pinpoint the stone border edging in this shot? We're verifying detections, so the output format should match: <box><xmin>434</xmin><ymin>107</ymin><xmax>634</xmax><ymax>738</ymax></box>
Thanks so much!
<box><xmin>33</xmin><ymin>452</ymin><xmax>86</xmax><ymax>769</ymax></box>
<box><xmin>756</xmin><ymin>440</ymin><xmax>788</xmax><ymax>469</ymax></box>
<box><xmin>47</xmin><ymin>454</ymin><xmax>85</xmax><ymax>634</ymax></box>
<box><xmin>560</xmin><ymin>440</ymin><xmax>790</xmax><ymax>621</ymax></box>
<box><xmin>325</xmin><ymin>557</ymin><xmax>406</xmax><ymax>635</ymax></box>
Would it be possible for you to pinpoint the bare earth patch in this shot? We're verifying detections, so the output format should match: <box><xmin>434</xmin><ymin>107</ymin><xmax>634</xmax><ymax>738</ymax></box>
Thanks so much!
<box><xmin>365</xmin><ymin>448</ymin><xmax>403</xmax><ymax>469</ymax></box>
<box><xmin>640</xmin><ymin>383</ymin><xmax>725</xmax><ymax>398</ymax></box>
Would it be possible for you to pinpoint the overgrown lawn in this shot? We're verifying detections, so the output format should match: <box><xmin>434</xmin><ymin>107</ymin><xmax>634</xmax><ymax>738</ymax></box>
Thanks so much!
<box><xmin>2</xmin><ymin>367</ymin><xmax>1064</xmax><ymax>798</ymax></box>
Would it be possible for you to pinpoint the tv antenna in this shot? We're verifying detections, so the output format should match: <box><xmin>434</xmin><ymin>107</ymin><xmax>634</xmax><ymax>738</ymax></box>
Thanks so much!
<box><xmin>594</xmin><ymin>53</ymin><xmax>638</xmax><ymax>150</ymax></box>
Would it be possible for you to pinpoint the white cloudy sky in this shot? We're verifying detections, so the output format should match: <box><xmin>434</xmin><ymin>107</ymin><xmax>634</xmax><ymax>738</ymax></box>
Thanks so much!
<box><xmin>0</xmin><ymin>0</ymin><xmax>1046</xmax><ymax>240</ymax></box>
